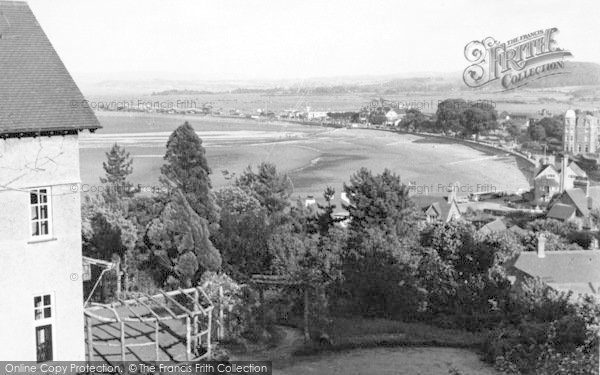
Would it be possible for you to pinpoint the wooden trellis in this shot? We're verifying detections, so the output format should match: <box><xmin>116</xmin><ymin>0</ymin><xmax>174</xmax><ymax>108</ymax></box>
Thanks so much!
<box><xmin>251</xmin><ymin>275</ymin><xmax>310</xmax><ymax>342</ymax></box>
<box><xmin>84</xmin><ymin>286</ymin><xmax>214</xmax><ymax>362</ymax></box>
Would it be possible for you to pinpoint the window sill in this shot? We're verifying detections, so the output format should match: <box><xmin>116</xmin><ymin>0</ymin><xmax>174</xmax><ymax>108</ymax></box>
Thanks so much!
<box><xmin>27</xmin><ymin>237</ymin><xmax>57</xmax><ymax>244</ymax></box>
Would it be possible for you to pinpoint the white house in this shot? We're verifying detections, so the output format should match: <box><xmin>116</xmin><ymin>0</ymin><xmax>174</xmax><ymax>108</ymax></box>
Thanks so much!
<box><xmin>0</xmin><ymin>1</ymin><xmax>101</xmax><ymax>362</ymax></box>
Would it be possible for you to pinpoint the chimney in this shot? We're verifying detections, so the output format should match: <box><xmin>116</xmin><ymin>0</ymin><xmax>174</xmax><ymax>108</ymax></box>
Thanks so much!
<box><xmin>559</xmin><ymin>156</ymin><xmax>568</xmax><ymax>193</ymax></box>
<box><xmin>586</xmin><ymin>178</ymin><xmax>590</xmax><ymax>197</ymax></box>
<box><xmin>537</xmin><ymin>233</ymin><xmax>546</xmax><ymax>258</ymax></box>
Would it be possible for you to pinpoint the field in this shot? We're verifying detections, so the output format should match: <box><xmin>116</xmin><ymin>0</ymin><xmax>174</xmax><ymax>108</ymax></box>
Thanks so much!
<box><xmin>80</xmin><ymin>112</ymin><xmax>531</xmax><ymax>199</ymax></box>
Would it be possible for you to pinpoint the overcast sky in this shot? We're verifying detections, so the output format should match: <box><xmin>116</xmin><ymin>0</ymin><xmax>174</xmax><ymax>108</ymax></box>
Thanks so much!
<box><xmin>27</xmin><ymin>0</ymin><xmax>600</xmax><ymax>82</ymax></box>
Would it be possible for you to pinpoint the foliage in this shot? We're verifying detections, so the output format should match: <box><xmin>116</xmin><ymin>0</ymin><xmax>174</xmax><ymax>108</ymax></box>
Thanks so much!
<box><xmin>146</xmin><ymin>187</ymin><xmax>221</xmax><ymax>288</ymax></box>
<box><xmin>528</xmin><ymin>123</ymin><xmax>546</xmax><ymax>142</ymax></box>
<box><xmin>161</xmin><ymin>121</ymin><xmax>220</xmax><ymax>226</ymax></box>
<box><xmin>100</xmin><ymin>143</ymin><xmax>134</xmax><ymax>200</ymax></box>
<box><xmin>399</xmin><ymin>108</ymin><xmax>427</xmax><ymax>130</ymax></box>
<box><xmin>436</xmin><ymin>99</ymin><xmax>498</xmax><ymax>137</ymax></box>
<box><xmin>200</xmin><ymin>271</ymin><xmax>260</xmax><ymax>340</ymax></box>
<box><xmin>215</xmin><ymin>186</ymin><xmax>262</xmax><ymax>216</ymax></box>
<box><xmin>341</xmin><ymin>227</ymin><xmax>422</xmax><ymax>318</ymax></box>
<box><xmin>235</xmin><ymin>162</ymin><xmax>293</xmax><ymax>215</ymax></box>
<box><xmin>212</xmin><ymin>205</ymin><xmax>272</xmax><ymax>281</ymax></box>
<box><xmin>526</xmin><ymin>218</ymin><xmax>578</xmax><ymax>238</ymax></box>
<box><xmin>81</xmin><ymin>194</ymin><xmax>139</xmax><ymax>298</ymax></box>
<box><xmin>483</xmin><ymin>289</ymin><xmax>599</xmax><ymax>375</ymax></box>
<box><xmin>343</xmin><ymin>168</ymin><xmax>418</xmax><ymax>240</ymax></box>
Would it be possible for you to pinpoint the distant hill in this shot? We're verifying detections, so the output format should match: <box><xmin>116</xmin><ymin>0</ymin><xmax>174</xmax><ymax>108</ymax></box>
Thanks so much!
<box><xmin>77</xmin><ymin>61</ymin><xmax>600</xmax><ymax>96</ymax></box>
<box><xmin>523</xmin><ymin>61</ymin><xmax>600</xmax><ymax>88</ymax></box>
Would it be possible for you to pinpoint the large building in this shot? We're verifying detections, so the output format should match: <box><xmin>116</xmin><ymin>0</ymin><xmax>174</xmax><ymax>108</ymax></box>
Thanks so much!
<box><xmin>563</xmin><ymin>109</ymin><xmax>600</xmax><ymax>154</ymax></box>
<box><xmin>0</xmin><ymin>1</ymin><xmax>101</xmax><ymax>361</ymax></box>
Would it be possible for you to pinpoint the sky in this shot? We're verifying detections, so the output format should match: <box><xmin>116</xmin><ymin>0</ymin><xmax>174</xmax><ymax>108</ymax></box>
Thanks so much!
<box><xmin>26</xmin><ymin>0</ymin><xmax>600</xmax><ymax>82</ymax></box>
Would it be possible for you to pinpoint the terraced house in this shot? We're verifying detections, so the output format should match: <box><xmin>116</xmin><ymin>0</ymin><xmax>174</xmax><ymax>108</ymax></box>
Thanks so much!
<box><xmin>0</xmin><ymin>1</ymin><xmax>100</xmax><ymax>361</ymax></box>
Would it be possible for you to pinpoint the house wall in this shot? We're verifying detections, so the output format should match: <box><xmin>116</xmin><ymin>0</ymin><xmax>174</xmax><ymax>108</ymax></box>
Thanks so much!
<box><xmin>0</xmin><ymin>135</ymin><xmax>85</xmax><ymax>361</ymax></box>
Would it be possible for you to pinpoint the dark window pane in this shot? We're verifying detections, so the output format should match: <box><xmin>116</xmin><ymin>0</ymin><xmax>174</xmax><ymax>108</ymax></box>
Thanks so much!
<box><xmin>34</xmin><ymin>309</ymin><xmax>42</xmax><ymax>320</ymax></box>
<box><xmin>32</xmin><ymin>206</ymin><xmax>39</xmax><ymax>220</ymax></box>
<box><xmin>32</xmin><ymin>222</ymin><xmax>39</xmax><ymax>236</ymax></box>
<box><xmin>40</xmin><ymin>206</ymin><xmax>47</xmax><ymax>219</ymax></box>
<box><xmin>43</xmin><ymin>307</ymin><xmax>51</xmax><ymax>318</ymax></box>
<box><xmin>34</xmin><ymin>296</ymin><xmax>41</xmax><ymax>308</ymax></box>
<box><xmin>40</xmin><ymin>190</ymin><xmax>47</xmax><ymax>203</ymax></box>
<box><xmin>40</xmin><ymin>221</ymin><xmax>48</xmax><ymax>235</ymax></box>
<box><xmin>43</xmin><ymin>295</ymin><xmax>51</xmax><ymax>306</ymax></box>
<box><xmin>30</xmin><ymin>191</ymin><xmax>38</xmax><ymax>204</ymax></box>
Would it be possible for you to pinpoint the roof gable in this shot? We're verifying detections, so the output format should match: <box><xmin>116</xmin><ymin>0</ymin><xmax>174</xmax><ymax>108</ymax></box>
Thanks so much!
<box><xmin>0</xmin><ymin>1</ymin><xmax>100</xmax><ymax>137</ymax></box>
<box><xmin>535</xmin><ymin>164</ymin><xmax>558</xmax><ymax>179</ymax></box>
<box><xmin>547</xmin><ymin>203</ymin><xmax>576</xmax><ymax>221</ymax></box>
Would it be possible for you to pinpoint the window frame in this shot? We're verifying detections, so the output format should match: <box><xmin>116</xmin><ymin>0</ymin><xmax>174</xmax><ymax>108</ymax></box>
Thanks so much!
<box><xmin>29</xmin><ymin>187</ymin><xmax>53</xmax><ymax>240</ymax></box>
<box><xmin>33</xmin><ymin>293</ymin><xmax>54</xmax><ymax>324</ymax></box>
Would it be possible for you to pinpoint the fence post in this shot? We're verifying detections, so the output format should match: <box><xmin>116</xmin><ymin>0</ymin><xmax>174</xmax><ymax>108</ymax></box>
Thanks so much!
<box><xmin>155</xmin><ymin>320</ymin><xmax>160</xmax><ymax>361</ymax></box>
<box><xmin>303</xmin><ymin>286</ymin><xmax>310</xmax><ymax>343</ymax></box>
<box><xmin>186</xmin><ymin>316</ymin><xmax>192</xmax><ymax>361</ymax></box>
<box><xmin>120</xmin><ymin>321</ymin><xmax>126</xmax><ymax>362</ymax></box>
<box><xmin>86</xmin><ymin>315</ymin><xmax>94</xmax><ymax>362</ymax></box>
<box><xmin>218</xmin><ymin>286</ymin><xmax>224</xmax><ymax>340</ymax></box>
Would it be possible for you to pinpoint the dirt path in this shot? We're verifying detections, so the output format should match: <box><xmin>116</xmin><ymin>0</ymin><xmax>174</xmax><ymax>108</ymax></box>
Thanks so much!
<box><xmin>230</xmin><ymin>325</ymin><xmax>305</xmax><ymax>363</ymax></box>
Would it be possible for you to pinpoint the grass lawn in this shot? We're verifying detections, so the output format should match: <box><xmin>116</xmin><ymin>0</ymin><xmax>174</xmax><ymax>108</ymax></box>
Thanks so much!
<box><xmin>294</xmin><ymin>317</ymin><xmax>485</xmax><ymax>356</ymax></box>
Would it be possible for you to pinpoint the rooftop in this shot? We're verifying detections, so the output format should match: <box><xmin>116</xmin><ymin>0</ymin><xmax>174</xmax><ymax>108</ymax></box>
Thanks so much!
<box><xmin>0</xmin><ymin>1</ymin><xmax>100</xmax><ymax>137</ymax></box>
<box><xmin>514</xmin><ymin>250</ymin><xmax>600</xmax><ymax>297</ymax></box>
<box><xmin>546</xmin><ymin>203</ymin><xmax>576</xmax><ymax>221</ymax></box>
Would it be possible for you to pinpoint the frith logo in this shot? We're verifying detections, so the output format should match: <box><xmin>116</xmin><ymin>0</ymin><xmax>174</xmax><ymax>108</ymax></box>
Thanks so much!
<box><xmin>463</xmin><ymin>28</ymin><xmax>572</xmax><ymax>91</ymax></box>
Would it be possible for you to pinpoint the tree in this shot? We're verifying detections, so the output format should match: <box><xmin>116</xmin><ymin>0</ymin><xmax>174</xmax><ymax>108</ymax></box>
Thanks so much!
<box><xmin>537</xmin><ymin>116</ymin><xmax>564</xmax><ymax>140</ymax></box>
<box><xmin>146</xmin><ymin>186</ymin><xmax>221</xmax><ymax>288</ymax></box>
<box><xmin>82</xmin><ymin>194</ymin><xmax>138</xmax><ymax>297</ymax></box>
<box><xmin>400</xmin><ymin>108</ymin><xmax>427</xmax><ymax>131</ymax></box>
<box><xmin>463</xmin><ymin>106</ymin><xmax>497</xmax><ymax>139</ymax></box>
<box><xmin>161</xmin><ymin>122</ymin><xmax>220</xmax><ymax>226</ymax></box>
<box><xmin>343</xmin><ymin>168</ymin><xmax>417</xmax><ymax>239</ymax></box>
<box><xmin>505</xmin><ymin>120</ymin><xmax>521</xmax><ymax>140</ymax></box>
<box><xmin>436</xmin><ymin>99</ymin><xmax>467</xmax><ymax>134</ymax></box>
<box><xmin>215</xmin><ymin>186</ymin><xmax>261</xmax><ymax>216</ymax></box>
<box><xmin>213</xmin><ymin>186</ymin><xmax>273</xmax><ymax>281</ymax></box>
<box><xmin>100</xmin><ymin>143</ymin><xmax>133</xmax><ymax>199</ymax></box>
<box><xmin>528</xmin><ymin>122</ymin><xmax>547</xmax><ymax>141</ymax></box>
<box><xmin>235</xmin><ymin>162</ymin><xmax>293</xmax><ymax>215</ymax></box>
<box><xmin>341</xmin><ymin>227</ymin><xmax>422</xmax><ymax>317</ymax></box>
<box><xmin>436</xmin><ymin>99</ymin><xmax>497</xmax><ymax>138</ymax></box>
<box><xmin>311</xmin><ymin>186</ymin><xmax>345</xmax><ymax>236</ymax></box>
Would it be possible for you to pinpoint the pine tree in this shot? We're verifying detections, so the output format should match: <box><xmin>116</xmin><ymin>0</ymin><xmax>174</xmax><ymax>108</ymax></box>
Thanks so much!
<box><xmin>161</xmin><ymin>122</ymin><xmax>219</xmax><ymax>225</ymax></box>
<box><xmin>100</xmin><ymin>143</ymin><xmax>134</xmax><ymax>199</ymax></box>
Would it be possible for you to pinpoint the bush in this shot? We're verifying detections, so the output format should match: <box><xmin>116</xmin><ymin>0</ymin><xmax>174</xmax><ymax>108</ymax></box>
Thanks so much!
<box><xmin>199</xmin><ymin>271</ymin><xmax>261</xmax><ymax>341</ymax></box>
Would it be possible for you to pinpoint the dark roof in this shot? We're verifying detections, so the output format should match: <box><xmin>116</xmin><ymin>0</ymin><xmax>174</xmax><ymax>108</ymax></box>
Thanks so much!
<box><xmin>547</xmin><ymin>203</ymin><xmax>577</xmax><ymax>221</ymax></box>
<box><xmin>508</xmin><ymin>225</ymin><xmax>528</xmax><ymax>236</ymax></box>
<box><xmin>559</xmin><ymin>187</ymin><xmax>600</xmax><ymax>217</ymax></box>
<box><xmin>478</xmin><ymin>218</ymin><xmax>507</xmax><ymax>234</ymax></box>
<box><xmin>568</xmin><ymin>162</ymin><xmax>587</xmax><ymax>178</ymax></box>
<box><xmin>514</xmin><ymin>250</ymin><xmax>600</xmax><ymax>296</ymax></box>
<box><xmin>0</xmin><ymin>1</ymin><xmax>100</xmax><ymax>137</ymax></box>
<box><xmin>413</xmin><ymin>195</ymin><xmax>454</xmax><ymax>221</ymax></box>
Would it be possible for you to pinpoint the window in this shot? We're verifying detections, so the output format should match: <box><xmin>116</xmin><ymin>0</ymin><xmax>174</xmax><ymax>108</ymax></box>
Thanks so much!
<box><xmin>33</xmin><ymin>294</ymin><xmax>53</xmax><ymax>362</ymax></box>
<box><xmin>36</xmin><ymin>325</ymin><xmax>53</xmax><ymax>362</ymax></box>
<box><xmin>34</xmin><ymin>294</ymin><xmax>52</xmax><ymax>321</ymax></box>
<box><xmin>30</xmin><ymin>188</ymin><xmax>51</xmax><ymax>238</ymax></box>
